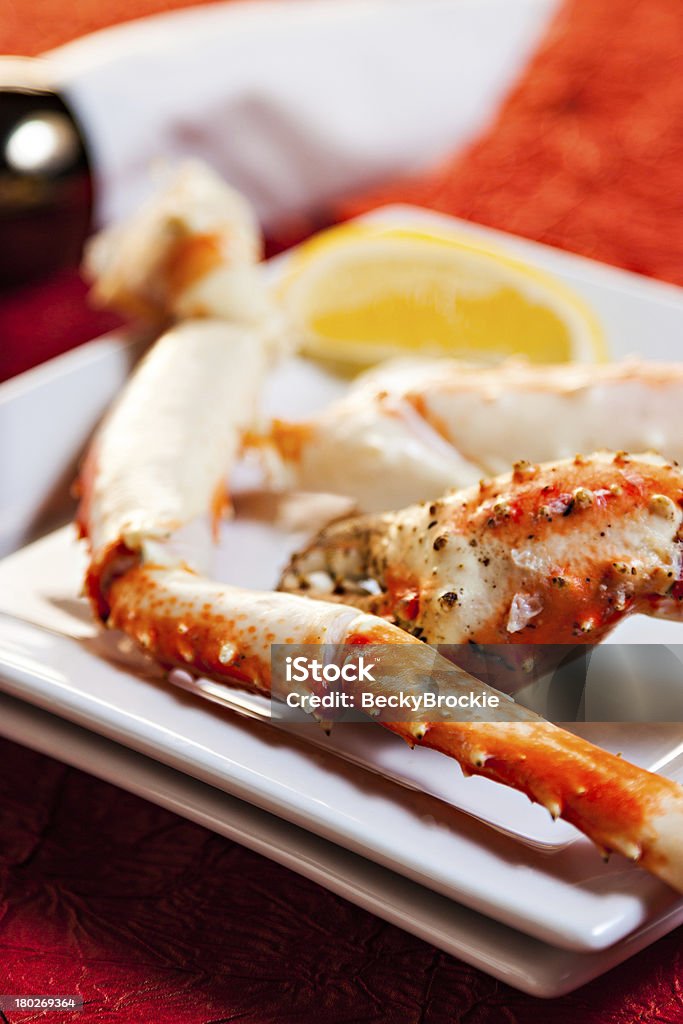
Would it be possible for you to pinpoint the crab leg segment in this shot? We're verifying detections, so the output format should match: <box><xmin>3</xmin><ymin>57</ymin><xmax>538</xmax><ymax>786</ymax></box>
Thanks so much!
<box><xmin>387</xmin><ymin>718</ymin><xmax>683</xmax><ymax>892</ymax></box>
<box><xmin>77</xmin><ymin>318</ymin><xmax>275</xmax><ymax>615</ymax></box>
<box><xmin>84</xmin><ymin>161</ymin><xmax>272</xmax><ymax>325</ymax></box>
<box><xmin>106</xmin><ymin>566</ymin><xmax>683</xmax><ymax>893</ymax></box>
<box><xmin>265</xmin><ymin>358</ymin><xmax>683</xmax><ymax>511</ymax></box>
<box><xmin>281</xmin><ymin>452</ymin><xmax>683</xmax><ymax>645</ymax></box>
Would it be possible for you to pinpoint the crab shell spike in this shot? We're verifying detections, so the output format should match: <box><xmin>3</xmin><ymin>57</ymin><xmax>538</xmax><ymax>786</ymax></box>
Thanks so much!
<box><xmin>408</xmin><ymin>724</ymin><xmax>429</xmax><ymax>743</ymax></box>
<box><xmin>470</xmin><ymin>751</ymin><xmax>489</xmax><ymax>769</ymax></box>
<box><xmin>618</xmin><ymin>840</ymin><xmax>643</xmax><ymax>863</ymax></box>
<box><xmin>546</xmin><ymin>800</ymin><xmax>562</xmax><ymax>821</ymax></box>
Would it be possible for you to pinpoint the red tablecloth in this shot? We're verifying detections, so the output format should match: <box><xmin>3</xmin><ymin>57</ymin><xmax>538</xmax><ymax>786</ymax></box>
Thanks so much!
<box><xmin>2</xmin><ymin>1</ymin><xmax>683</xmax><ymax>1020</ymax></box>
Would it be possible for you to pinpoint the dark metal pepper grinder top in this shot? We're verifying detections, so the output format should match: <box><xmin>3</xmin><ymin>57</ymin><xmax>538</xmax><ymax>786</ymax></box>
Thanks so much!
<box><xmin>0</xmin><ymin>56</ymin><xmax>93</xmax><ymax>288</ymax></box>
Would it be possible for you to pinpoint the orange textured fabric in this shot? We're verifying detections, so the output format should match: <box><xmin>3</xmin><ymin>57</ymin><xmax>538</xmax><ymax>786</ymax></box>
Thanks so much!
<box><xmin>340</xmin><ymin>0</ymin><xmax>683</xmax><ymax>287</ymax></box>
<box><xmin>0</xmin><ymin>0</ymin><xmax>266</xmax><ymax>57</ymax></box>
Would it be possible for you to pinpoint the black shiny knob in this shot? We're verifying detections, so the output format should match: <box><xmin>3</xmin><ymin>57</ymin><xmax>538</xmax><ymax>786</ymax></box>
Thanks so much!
<box><xmin>0</xmin><ymin>56</ymin><xmax>93</xmax><ymax>287</ymax></box>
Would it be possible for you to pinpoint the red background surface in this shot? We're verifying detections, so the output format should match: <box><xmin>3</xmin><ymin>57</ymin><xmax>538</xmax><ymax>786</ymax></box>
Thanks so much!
<box><xmin>2</xmin><ymin>0</ymin><xmax>683</xmax><ymax>1020</ymax></box>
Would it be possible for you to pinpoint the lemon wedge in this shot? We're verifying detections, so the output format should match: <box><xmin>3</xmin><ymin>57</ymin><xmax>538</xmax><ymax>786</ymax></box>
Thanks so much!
<box><xmin>278</xmin><ymin>222</ymin><xmax>605</xmax><ymax>366</ymax></box>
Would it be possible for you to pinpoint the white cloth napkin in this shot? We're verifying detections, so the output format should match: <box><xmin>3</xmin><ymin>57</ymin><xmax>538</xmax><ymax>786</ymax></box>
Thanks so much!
<box><xmin>50</xmin><ymin>0</ymin><xmax>558</xmax><ymax>227</ymax></box>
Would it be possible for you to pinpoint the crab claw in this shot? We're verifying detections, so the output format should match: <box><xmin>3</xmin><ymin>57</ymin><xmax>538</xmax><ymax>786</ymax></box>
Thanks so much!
<box><xmin>280</xmin><ymin>451</ymin><xmax>683</xmax><ymax>646</ymax></box>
